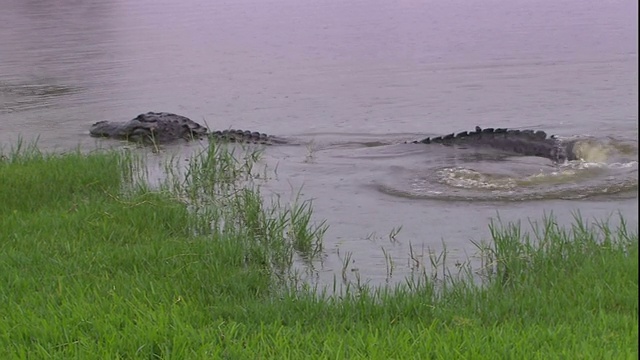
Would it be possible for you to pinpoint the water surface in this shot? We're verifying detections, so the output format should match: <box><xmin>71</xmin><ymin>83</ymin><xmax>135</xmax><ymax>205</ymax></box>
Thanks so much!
<box><xmin>1</xmin><ymin>0</ymin><xmax>637</xmax><ymax>285</ymax></box>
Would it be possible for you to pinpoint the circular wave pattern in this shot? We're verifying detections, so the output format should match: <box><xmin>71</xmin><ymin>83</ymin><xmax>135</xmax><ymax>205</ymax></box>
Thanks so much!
<box><xmin>375</xmin><ymin>139</ymin><xmax>638</xmax><ymax>202</ymax></box>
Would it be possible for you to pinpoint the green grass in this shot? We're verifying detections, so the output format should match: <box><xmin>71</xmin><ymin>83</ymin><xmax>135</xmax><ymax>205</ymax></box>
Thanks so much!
<box><xmin>0</xmin><ymin>142</ymin><xmax>637</xmax><ymax>359</ymax></box>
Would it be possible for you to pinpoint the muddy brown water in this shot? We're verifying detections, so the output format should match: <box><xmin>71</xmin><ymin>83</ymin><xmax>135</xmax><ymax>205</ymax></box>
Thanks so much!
<box><xmin>1</xmin><ymin>0</ymin><xmax>637</xmax><ymax>286</ymax></box>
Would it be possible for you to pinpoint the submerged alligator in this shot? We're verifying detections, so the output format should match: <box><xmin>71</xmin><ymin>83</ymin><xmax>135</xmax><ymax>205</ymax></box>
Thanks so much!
<box><xmin>90</xmin><ymin>112</ymin><xmax>578</xmax><ymax>163</ymax></box>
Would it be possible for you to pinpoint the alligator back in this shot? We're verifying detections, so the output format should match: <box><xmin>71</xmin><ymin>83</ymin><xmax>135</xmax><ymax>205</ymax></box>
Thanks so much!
<box><xmin>413</xmin><ymin>126</ymin><xmax>576</xmax><ymax>162</ymax></box>
<box><xmin>209</xmin><ymin>129</ymin><xmax>289</xmax><ymax>145</ymax></box>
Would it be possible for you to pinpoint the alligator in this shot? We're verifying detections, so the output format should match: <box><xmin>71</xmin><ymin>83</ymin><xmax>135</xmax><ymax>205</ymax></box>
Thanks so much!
<box><xmin>89</xmin><ymin>112</ymin><xmax>288</xmax><ymax>145</ymax></box>
<box><xmin>90</xmin><ymin>112</ymin><xmax>578</xmax><ymax>163</ymax></box>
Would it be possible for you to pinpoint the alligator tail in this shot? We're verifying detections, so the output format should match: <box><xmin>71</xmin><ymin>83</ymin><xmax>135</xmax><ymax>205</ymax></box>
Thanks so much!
<box><xmin>413</xmin><ymin>126</ymin><xmax>576</xmax><ymax>163</ymax></box>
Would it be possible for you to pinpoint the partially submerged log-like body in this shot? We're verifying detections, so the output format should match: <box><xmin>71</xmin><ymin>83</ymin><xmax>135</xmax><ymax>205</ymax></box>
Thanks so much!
<box><xmin>89</xmin><ymin>112</ymin><xmax>286</xmax><ymax>145</ymax></box>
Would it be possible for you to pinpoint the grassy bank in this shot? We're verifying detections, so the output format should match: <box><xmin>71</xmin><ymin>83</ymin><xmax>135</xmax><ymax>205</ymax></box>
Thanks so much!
<box><xmin>0</xmin><ymin>142</ymin><xmax>637</xmax><ymax>359</ymax></box>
